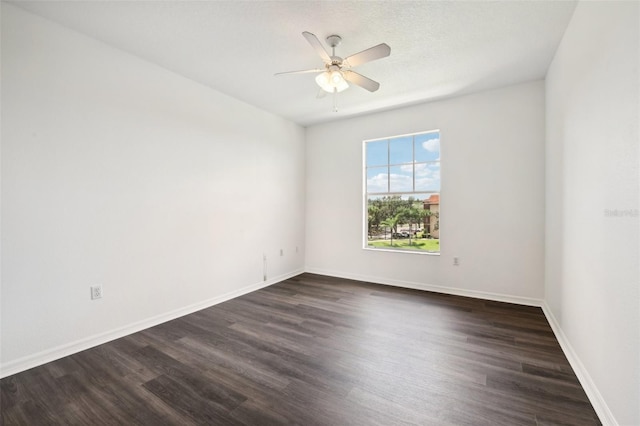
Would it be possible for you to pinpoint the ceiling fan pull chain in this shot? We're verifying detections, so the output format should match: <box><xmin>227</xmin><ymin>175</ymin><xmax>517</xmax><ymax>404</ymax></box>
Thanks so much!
<box><xmin>333</xmin><ymin>89</ymin><xmax>338</xmax><ymax>112</ymax></box>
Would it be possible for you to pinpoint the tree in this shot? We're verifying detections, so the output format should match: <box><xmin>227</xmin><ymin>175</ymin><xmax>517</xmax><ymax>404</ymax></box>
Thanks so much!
<box><xmin>368</xmin><ymin>196</ymin><xmax>405</xmax><ymax>236</ymax></box>
<box><xmin>380</xmin><ymin>215</ymin><xmax>400</xmax><ymax>246</ymax></box>
<box><xmin>398</xmin><ymin>205</ymin><xmax>427</xmax><ymax>245</ymax></box>
<box><xmin>368</xmin><ymin>196</ymin><xmax>430</xmax><ymax>243</ymax></box>
<box><xmin>396</xmin><ymin>207</ymin><xmax>411</xmax><ymax>240</ymax></box>
<box><xmin>377</xmin><ymin>196</ymin><xmax>406</xmax><ymax>221</ymax></box>
<box><xmin>367</xmin><ymin>205</ymin><xmax>382</xmax><ymax>237</ymax></box>
<box><xmin>432</xmin><ymin>211</ymin><xmax>440</xmax><ymax>232</ymax></box>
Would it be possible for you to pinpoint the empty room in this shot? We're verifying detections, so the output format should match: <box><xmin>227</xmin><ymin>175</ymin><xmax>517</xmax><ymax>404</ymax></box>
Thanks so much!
<box><xmin>1</xmin><ymin>1</ymin><xmax>638</xmax><ymax>425</ymax></box>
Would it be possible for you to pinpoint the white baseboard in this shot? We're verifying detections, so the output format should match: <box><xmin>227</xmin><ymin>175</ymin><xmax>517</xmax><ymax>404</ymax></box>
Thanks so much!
<box><xmin>0</xmin><ymin>268</ymin><xmax>304</xmax><ymax>379</ymax></box>
<box><xmin>304</xmin><ymin>267</ymin><xmax>543</xmax><ymax>307</ymax></box>
<box><xmin>541</xmin><ymin>302</ymin><xmax>617</xmax><ymax>426</ymax></box>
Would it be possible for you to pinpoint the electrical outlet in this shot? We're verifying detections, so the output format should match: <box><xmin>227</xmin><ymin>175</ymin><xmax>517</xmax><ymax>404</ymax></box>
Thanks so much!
<box><xmin>453</xmin><ymin>257</ymin><xmax>460</xmax><ymax>266</ymax></box>
<box><xmin>90</xmin><ymin>285</ymin><xmax>103</xmax><ymax>300</ymax></box>
<box><xmin>296</xmin><ymin>246</ymin><xmax>299</xmax><ymax>253</ymax></box>
<box><xmin>280</xmin><ymin>249</ymin><xmax>284</xmax><ymax>256</ymax></box>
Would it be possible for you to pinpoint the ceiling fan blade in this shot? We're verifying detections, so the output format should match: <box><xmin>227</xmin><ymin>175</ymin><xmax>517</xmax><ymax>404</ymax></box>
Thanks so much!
<box><xmin>343</xmin><ymin>70</ymin><xmax>380</xmax><ymax>92</ymax></box>
<box><xmin>302</xmin><ymin>31</ymin><xmax>332</xmax><ymax>64</ymax></box>
<box><xmin>344</xmin><ymin>43</ymin><xmax>391</xmax><ymax>68</ymax></box>
<box><xmin>275</xmin><ymin>68</ymin><xmax>323</xmax><ymax>76</ymax></box>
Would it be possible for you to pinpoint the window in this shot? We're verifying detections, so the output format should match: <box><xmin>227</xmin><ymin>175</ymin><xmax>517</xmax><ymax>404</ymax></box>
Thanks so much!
<box><xmin>364</xmin><ymin>130</ymin><xmax>440</xmax><ymax>253</ymax></box>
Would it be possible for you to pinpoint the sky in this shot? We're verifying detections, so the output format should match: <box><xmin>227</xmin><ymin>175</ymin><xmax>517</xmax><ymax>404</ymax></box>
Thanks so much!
<box><xmin>366</xmin><ymin>131</ymin><xmax>440</xmax><ymax>195</ymax></box>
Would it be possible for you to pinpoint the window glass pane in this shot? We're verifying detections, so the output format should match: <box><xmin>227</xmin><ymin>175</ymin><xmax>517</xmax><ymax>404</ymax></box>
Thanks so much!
<box><xmin>415</xmin><ymin>162</ymin><xmax>440</xmax><ymax>192</ymax></box>
<box><xmin>389</xmin><ymin>136</ymin><xmax>413</xmax><ymax>165</ymax></box>
<box><xmin>366</xmin><ymin>140</ymin><xmax>388</xmax><ymax>167</ymax></box>
<box><xmin>415</xmin><ymin>133</ymin><xmax>440</xmax><ymax>162</ymax></box>
<box><xmin>366</xmin><ymin>167</ymin><xmax>388</xmax><ymax>193</ymax></box>
<box><xmin>389</xmin><ymin>165</ymin><xmax>413</xmax><ymax>192</ymax></box>
<box><xmin>366</xmin><ymin>193</ymin><xmax>440</xmax><ymax>253</ymax></box>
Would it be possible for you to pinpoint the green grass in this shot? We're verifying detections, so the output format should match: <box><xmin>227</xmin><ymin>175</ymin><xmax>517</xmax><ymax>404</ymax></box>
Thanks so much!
<box><xmin>368</xmin><ymin>238</ymin><xmax>440</xmax><ymax>252</ymax></box>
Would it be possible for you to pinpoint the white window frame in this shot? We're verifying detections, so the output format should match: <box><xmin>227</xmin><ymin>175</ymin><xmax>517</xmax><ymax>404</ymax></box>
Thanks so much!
<box><xmin>363</xmin><ymin>130</ymin><xmax>441</xmax><ymax>255</ymax></box>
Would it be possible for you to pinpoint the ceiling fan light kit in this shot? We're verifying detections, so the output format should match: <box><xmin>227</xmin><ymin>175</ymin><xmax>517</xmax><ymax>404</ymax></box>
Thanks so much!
<box><xmin>315</xmin><ymin>66</ymin><xmax>349</xmax><ymax>93</ymax></box>
<box><xmin>277</xmin><ymin>31</ymin><xmax>390</xmax><ymax>110</ymax></box>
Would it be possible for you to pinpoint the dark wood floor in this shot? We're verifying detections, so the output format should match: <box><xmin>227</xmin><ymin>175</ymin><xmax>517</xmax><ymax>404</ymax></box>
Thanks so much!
<box><xmin>1</xmin><ymin>273</ymin><xmax>600</xmax><ymax>425</ymax></box>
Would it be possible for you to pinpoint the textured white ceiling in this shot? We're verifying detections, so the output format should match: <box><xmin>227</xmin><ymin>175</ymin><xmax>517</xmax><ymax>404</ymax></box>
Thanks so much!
<box><xmin>10</xmin><ymin>0</ymin><xmax>577</xmax><ymax>126</ymax></box>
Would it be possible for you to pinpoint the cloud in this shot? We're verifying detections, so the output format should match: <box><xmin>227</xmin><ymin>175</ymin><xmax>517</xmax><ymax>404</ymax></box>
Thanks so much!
<box><xmin>368</xmin><ymin>166</ymin><xmax>438</xmax><ymax>193</ymax></box>
<box><xmin>367</xmin><ymin>173</ymin><xmax>389</xmax><ymax>193</ymax></box>
<box><xmin>389</xmin><ymin>173</ymin><xmax>412</xmax><ymax>192</ymax></box>
<box><xmin>428</xmin><ymin>164</ymin><xmax>440</xmax><ymax>179</ymax></box>
<box><xmin>414</xmin><ymin>163</ymin><xmax>432</xmax><ymax>177</ymax></box>
<box><xmin>422</xmin><ymin>138</ymin><xmax>440</xmax><ymax>152</ymax></box>
<box><xmin>416</xmin><ymin>164</ymin><xmax>440</xmax><ymax>190</ymax></box>
<box><xmin>399</xmin><ymin>164</ymin><xmax>436</xmax><ymax>178</ymax></box>
<box><xmin>416</xmin><ymin>176</ymin><xmax>440</xmax><ymax>190</ymax></box>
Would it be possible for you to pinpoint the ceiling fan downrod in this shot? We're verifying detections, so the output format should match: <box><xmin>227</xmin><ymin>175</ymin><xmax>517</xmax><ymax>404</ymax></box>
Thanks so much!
<box><xmin>326</xmin><ymin>34</ymin><xmax>342</xmax><ymax>60</ymax></box>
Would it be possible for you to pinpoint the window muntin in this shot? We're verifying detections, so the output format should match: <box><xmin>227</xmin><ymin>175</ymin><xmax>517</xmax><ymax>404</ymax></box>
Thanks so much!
<box><xmin>364</xmin><ymin>130</ymin><xmax>440</xmax><ymax>254</ymax></box>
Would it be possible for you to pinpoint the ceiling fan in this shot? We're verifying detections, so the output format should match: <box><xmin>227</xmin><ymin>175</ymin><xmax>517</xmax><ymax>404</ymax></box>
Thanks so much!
<box><xmin>276</xmin><ymin>31</ymin><xmax>391</xmax><ymax>108</ymax></box>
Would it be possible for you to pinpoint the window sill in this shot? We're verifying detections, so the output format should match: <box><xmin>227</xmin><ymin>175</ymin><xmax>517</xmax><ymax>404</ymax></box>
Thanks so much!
<box><xmin>363</xmin><ymin>247</ymin><xmax>441</xmax><ymax>256</ymax></box>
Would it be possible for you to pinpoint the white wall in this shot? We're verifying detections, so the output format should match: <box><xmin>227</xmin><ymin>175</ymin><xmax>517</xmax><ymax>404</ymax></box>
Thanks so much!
<box><xmin>305</xmin><ymin>81</ymin><xmax>545</xmax><ymax>303</ymax></box>
<box><xmin>545</xmin><ymin>2</ymin><xmax>639</xmax><ymax>425</ymax></box>
<box><xmin>0</xmin><ymin>4</ymin><xmax>305</xmax><ymax>376</ymax></box>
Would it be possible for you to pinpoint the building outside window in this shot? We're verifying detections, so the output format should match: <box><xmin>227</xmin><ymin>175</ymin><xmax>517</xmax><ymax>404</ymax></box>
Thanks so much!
<box><xmin>364</xmin><ymin>130</ymin><xmax>440</xmax><ymax>254</ymax></box>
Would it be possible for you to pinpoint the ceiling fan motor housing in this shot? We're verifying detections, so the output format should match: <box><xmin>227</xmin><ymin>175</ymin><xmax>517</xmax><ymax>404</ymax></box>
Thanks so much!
<box><xmin>326</xmin><ymin>34</ymin><xmax>342</xmax><ymax>48</ymax></box>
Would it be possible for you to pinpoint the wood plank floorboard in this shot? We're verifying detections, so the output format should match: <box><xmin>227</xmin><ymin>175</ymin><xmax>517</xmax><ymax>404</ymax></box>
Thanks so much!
<box><xmin>1</xmin><ymin>273</ymin><xmax>601</xmax><ymax>425</ymax></box>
